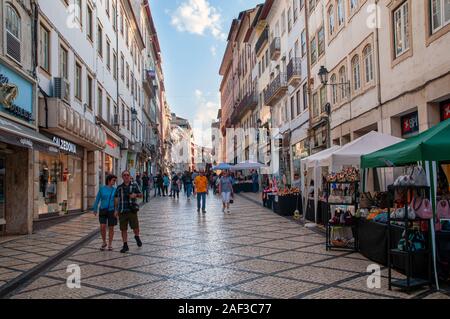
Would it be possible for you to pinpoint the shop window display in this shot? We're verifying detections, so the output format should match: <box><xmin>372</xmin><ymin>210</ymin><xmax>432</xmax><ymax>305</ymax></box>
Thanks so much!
<box><xmin>38</xmin><ymin>153</ymin><xmax>82</xmax><ymax>215</ymax></box>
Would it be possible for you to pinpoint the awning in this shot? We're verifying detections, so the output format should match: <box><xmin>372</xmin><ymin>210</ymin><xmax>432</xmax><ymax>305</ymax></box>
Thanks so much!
<box><xmin>0</xmin><ymin>117</ymin><xmax>59</xmax><ymax>154</ymax></box>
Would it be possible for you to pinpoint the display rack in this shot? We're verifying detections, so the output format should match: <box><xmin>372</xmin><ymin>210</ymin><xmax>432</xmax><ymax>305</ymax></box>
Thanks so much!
<box><xmin>326</xmin><ymin>181</ymin><xmax>359</xmax><ymax>252</ymax></box>
<box><xmin>387</xmin><ymin>185</ymin><xmax>433</xmax><ymax>293</ymax></box>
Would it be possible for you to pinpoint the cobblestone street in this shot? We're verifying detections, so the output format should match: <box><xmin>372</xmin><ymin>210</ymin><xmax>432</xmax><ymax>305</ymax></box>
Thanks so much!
<box><xmin>1</xmin><ymin>194</ymin><xmax>449</xmax><ymax>299</ymax></box>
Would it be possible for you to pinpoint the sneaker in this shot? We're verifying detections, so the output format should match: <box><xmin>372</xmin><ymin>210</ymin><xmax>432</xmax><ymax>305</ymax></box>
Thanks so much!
<box><xmin>222</xmin><ymin>207</ymin><xmax>225</xmax><ymax>213</ymax></box>
<box><xmin>135</xmin><ymin>236</ymin><xmax>143</xmax><ymax>247</ymax></box>
<box><xmin>202</xmin><ymin>210</ymin><xmax>206</xmax><ymax>214</ymax></box>
<box><xmin>120</xmin><ymin>243</ymin><xmax>129</xmax><ymax>254</ymax></box>
<box><xmin>227</xmin><ymin>209</ymin><xmax>231</xmax><ymax>214</ymax></box>
<box><xmin>197</xmin><ymin>208</ymin><xmax>200</xmax><ymax>213</ymax></box>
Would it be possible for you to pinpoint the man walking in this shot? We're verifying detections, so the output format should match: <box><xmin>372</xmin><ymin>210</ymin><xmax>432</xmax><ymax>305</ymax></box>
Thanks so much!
<box><xmin>142</xmin><ymin>172</ymin><xmax>150</xmax><ymax>203</ymax></box>
<box><xmin>185</xmin><ymin>171</ymin><xmax>193</xmax><ymax>200</ymax></box>
<box><xmin>115</xmin><ymin>170</ymin><xmax>143</xmax><ymax>253</ymax></box>
<box><xmin>194</xmin><ymin>170</ymin><xmax>209</xmax><ymax>214</ymax></box>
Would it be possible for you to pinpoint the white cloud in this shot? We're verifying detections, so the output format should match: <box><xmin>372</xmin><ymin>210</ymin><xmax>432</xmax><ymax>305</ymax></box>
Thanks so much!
<box><xmin>191</xmin><ymin>90</ymin><xmax>220</xmax><ymax>147</ymax></box>
<box><xmin>170</xmin><ymin>0</ymin><xmax>226</xmax><ymax>40</ymax></box>
<box><xmin>210</xmin><ymin>45</ymin><xmax>217</xmax><ymax>57</ymax></box>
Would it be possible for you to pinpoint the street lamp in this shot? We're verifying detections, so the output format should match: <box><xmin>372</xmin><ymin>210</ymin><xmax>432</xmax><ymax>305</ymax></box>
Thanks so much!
<box><xmin>318</xmin><ymin>66</ymin><xmax>351</xmax><ymax>148</ymax></box>
<box><xmin>318</xmin><ymin>65</ymin><xmax>329</xmax><ymax>86</ymax></box>
<box><xmin>131</xmin><ymin>108</ymin><xmax>138</xmax><ymax>122</ymax></box>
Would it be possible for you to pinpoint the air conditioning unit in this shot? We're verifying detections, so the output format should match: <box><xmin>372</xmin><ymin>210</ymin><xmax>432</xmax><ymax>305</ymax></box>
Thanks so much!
<box><xmin>113</xmin><ymin>113</ymin><xmax>120</xmax><ymax>126</ymax></box>
<box><xmin>54</xmin><ymin>78</ymin><xmax>70</xmax><ymax>103</ymax></box>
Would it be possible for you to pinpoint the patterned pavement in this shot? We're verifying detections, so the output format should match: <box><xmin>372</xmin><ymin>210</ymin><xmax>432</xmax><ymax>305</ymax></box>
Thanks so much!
<box><xmin>3</xmin><ymin>193</ymin><xmax>450</xmax><ymax>299</ymax></box>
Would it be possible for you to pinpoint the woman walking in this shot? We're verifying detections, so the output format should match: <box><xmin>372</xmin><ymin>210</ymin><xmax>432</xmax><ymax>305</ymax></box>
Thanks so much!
<box><xmin>92</xmin><ymin>175</ymin><xmax>118</xmax><ymax>251</ymax></box>
<box><xmin>163</xmin><ymin>173</ymin><xmax>170</xmax><ymax>196</ymax></box>
<box><xmin>219</xmin><ymin>170</ymin><xmax>234</xmax><ymax>214</ymax></box>
<box><xmin>171</xmin><ymin>172</ymin><xmax>181</xmax><ymax>199</ymax></box>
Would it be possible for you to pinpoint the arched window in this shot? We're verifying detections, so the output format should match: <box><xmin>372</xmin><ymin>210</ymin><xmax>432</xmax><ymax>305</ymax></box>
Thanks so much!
<box><xmin>337</xmin><ymin>0</ymin><xmax>345</xmax><ymax>26</ymax></box>
<box><xmin>363</xmin><ymin>45</ymin><xmax>374</xmax><ymax>83</ymax></box>
<box><xmin>5</xmin><ymin>4</ymin><xmax>21</xmax><ymax>62</ymax></box>
<box><xmin>328</xmin><ymin>5</ymin><xmax>335</xmax><ymax>36</ymax></box>
<box><xmin>351</xmin><ymin>55</ymin><xmax>361</xmax><ymax>92</ymax></box>
<box><xmin>331</xmin><ymin>74</ymin><xmax>338</xmax><ymax>105</ymax></box>
<box><xmin>339</xmin><ymin>66</ymin><xmax>347</xmax><ymax>100</ymax></box>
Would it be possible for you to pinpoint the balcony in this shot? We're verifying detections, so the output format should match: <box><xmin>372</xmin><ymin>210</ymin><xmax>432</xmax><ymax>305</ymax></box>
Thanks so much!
<box><xmin>264</xmin><ymin>73</ymin><xmax>288</xmax><ymax>106</ymax></box>
<box><xmin>255</xmin><ymin>27</ymin><xmax>269</xmax><ymax>57</ymax></box>
<box><xmin>270</xmin><ymin>37</ymin><xmax>281</xmax><ymax>60</ymax></box>
<box><xmin>287</xmin><ymin>58</ymin><xmax>302</xmax><ymax>87</ymax></box>
<box><xmin>230</xmin><ymin>92</ymin><xmax>258</xmax><ymax>125</ymax></box>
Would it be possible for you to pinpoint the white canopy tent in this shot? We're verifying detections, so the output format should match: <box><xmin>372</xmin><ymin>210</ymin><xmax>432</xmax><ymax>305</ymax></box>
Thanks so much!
<box><xmin>231</xmin><ymin>161</ymin><xmax>268</xmax><ymax>171</ymax></box>
<box><xmin>318</xmin><ymin>131</ymin><xmax>404</xmax><ymax>171</ymax></box>
<box><xmin>301</xmin><ymin>132</ymin><xmax>404</xmax><ymax>223</ymax></box>
<box><xmin>301</xmin><ymin>146</ymin><xmax>341</xmax><ymax>223</ymax></box>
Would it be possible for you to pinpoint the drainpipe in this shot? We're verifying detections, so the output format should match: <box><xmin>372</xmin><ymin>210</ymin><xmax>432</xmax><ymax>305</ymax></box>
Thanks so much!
<box><xmin>304</xmin><ymin>0</ymin><xmax>312</xmax><ymax>155</ymax></box>
<box><xmin>31</xmin><ymin>0</ymin><xmax>39</xmax><ymax>79</ymax></box>
<box><xmin>375</xmin><ymin>0</ymin><xmax>383</xmax><ymax>133</ymax></box>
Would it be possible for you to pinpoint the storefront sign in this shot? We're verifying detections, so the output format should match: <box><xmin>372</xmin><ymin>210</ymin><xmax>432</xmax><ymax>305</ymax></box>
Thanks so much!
<box><xmin>441</xmin><ymin>101</ymin><xmax>450</xmax><ymax>121</ymax></box>
<box><xmin>106</xmin><ymin>139</ymin><xmax>117</xmax><ymax>149</ymax></box>
<box><xmin>52</xmin><ymin>136</ymin><xmax>77</xmax><ymax>154</ymax></box>
<box><xmin>401</xmin><ymin>112</ymin><xmax>419</xmax><ymax>137</ymax></box>
<box><xmin>0</xmin><ymin>63</ymin><xmax>33</xmax><ymax>122</ymax></box>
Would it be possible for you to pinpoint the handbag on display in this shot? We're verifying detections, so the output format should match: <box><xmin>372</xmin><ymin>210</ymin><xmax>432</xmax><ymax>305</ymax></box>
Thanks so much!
<box><xmin>436</xmin><ymin>200</ymin><xmax>450</xmax><ymax>231</ymax></box>
<box><xmin>408</xmin><ymin>166</ymin><xmax>428</xmax><ymax>187</ymax></box>
<box><xmin>391</xmin><ymin>207</ymin><xmax>416</xmax><ymax>220</ymax></box>
<box><xmin>375</xmin><ymin>192</ymin><xmax>392</xmax><ymax>209</ymax></box>
<box><xmin>411</xmin><ymin>197</ymin><xmax>433</xmax><ymax>219</ymax></box>
<box><xmin>398</xmin><ymin>230</ymin><xmax>426</xmax><ymax>252</ymax></box>
<box><xmin>360</xmin><ymin>192</ymin><xmax>374</xmax><ymax>209</ymax></box>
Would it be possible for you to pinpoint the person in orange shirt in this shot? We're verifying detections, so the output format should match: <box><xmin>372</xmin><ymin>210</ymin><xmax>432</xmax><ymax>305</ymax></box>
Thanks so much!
<box><xmin>194</xmin><ymin>170</ymin><xmax>209</xmax><ymax>213</ymax></box>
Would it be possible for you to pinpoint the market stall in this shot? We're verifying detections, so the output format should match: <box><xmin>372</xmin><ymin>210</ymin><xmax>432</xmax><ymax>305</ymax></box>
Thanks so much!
<box><xmin>360</xmin><ymin>119</ymin><xmax>450</xmax><ymax>291</ymax></box>
<box><xmin>231</xmin><ymin>161</ymin><xmax>266</xmax><ymax>193</ymax></box>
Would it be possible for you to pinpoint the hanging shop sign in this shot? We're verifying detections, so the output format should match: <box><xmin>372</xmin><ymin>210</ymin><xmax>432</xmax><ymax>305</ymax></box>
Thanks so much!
<box><xmin>106</xmin><ymin>139</ymin><xmax>117</xmax><ymax>149</ymax></box>
<box><xmin>441</xmin><ymin>101</ymin><xmax>450</xmax><ymax>121</ymax></box>
<box><xmin>0</xmin><ymin>63</ymin><xmax>33</xmax><ymax>122</ymax></box>
<box><xmin>401</xmin><ymin>111</ymin><xmax>419</xmax><ymax>138</ymax></box>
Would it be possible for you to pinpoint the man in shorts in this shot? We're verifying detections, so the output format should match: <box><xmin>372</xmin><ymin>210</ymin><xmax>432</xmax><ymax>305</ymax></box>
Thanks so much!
<box><xmin>115</xmin><ymin>170</ymin><xmax>143</xmax><ymax>253</ymax></box>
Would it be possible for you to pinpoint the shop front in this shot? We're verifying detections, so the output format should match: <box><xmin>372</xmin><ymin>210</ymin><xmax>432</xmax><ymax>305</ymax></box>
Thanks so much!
<box><xmin>102</xmin><ymin>135</ymin><xmax>121</xmax><ymax>184</ymax></box>
<box><xmin>401</xmin><ymin>111</ymin><xmax>419</xmax><ymax>139</ymax></box>
<box><xmin>38</xmin><ymin>134</ymin><xmax>84</xmax><ymax>217</ymax></box>
<box><xmin>0</xmin><ymin>60</ymin><xmax>60</xmax><ymax>234</ymax></box>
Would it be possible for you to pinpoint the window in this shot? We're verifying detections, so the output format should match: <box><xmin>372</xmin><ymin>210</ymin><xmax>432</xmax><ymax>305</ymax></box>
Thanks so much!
<box><xmin>312</xmin><ymin>92</ymin><xmax>319</xmax><ymax>118</ymax></box>
<box><xmin>293</xmin><ymin>0</ymin><xmax>299</xmax><ymax>22</ymax></box>
<box><xmin>303</xmin><ymin>83</ymin><xmax>308</xmax><ymax>111</ymax></box>
<box><xmin>121</xmin><ymin>104</ymin><xmax>125</xmax><ymax>126</ymax></box>
<box><xmin>349</xmin><ymin>0</ymin><xmax>359</xmax><ymax>14</ymax></box>
<box><xmin>430</xmin><ymin>0</ymin><xmax>450</xmax><ymax>33</ymax></box>
<box><xmin>318</xmin><ymin>27</ymin><xmax>325</xmax><ymax>56</ymax></box>
<box><xmin>337</xmin><ymin>0</ymin><xmax>345</xmax><ymax>26</ymax></box>
<box><xmin>120</xmin><ymin>53</ymin><xmax>125</xmax><ymax>79</ymax></box>
<box><xmin>320</xmin><ymin>86</ymin><xmax>327</xmax><ymax>113</ymax></box>
<box><xmin>309</xmin><ymin>0</ymin><xmax>316</xmax><ymax>14</ymax></box>
<box><xmin>75</xmin><ymin>62</ymin><xmax>82</xmax><ymax>100</ymax></box>
<box><xmin>97</xmin><ymin>23</ymin><xmax>103</xmax><ymax>58</ymax></box>
<box><xmin>112</xmin><ymin>1</ymin><xmax>117</xmax><ymax>30</ymax></box>
<box><xmin>310</xmin><ymin>36</ymin><xmax>317</xmax><ymax>65</ymax></box>
<box><xmin>393</xmin><ymin>2</ymin><xmax>410</xmax><ymax>58</ymax></box>
<box><xmin>363</xmin><ymin>45</ymin><xmax>374</xmax><ymax>83</ymax></box>
<box><xmin>291</xmin><ymin>96</ymin><xmax>296</xmax><ymax>120</ymax></box>
<box><xmin>87</xmin><ymin>5</ymin><xmax>93</xmax><ymax>41</ymax></box>
<box><xmin>74</xmin><ymin>0</ymin><xmax>82</xmax><ymax>25</ymax></box>
<box><xmin>127</xmin><ymin>109</ymin><xmax>130</xmax><ymax>130</ymax></box>
<box><xmin>328</xmin><ymin>5</ymin><xmax>335</xmax><ymax>36</ymax></box>
<box><xmin>105</xmin><ymin>0</ymin><xmax>110</xmax><ymax>16</ymax></box>
<box><xmin>106</xmin><ymin>39</ymin><xmax>111</xmax><ymax>69</ymax></box>
<box><xmin>40</xmin><ymin>25</ymin><xmax>50</xmax><ymax>72</ymax></box>
<box><xmin>331</xmin><ymin>74</ymin><xmax>337</xmax><ymax>104</ymax></box>
<box><xmin>281</xmin><ymin>10</ymin><xmax>286</xmax><ymax>34</ymax></box>
<box><xmin>60</xmin><ymin>46</ymin><xmax>68</xmax><ymax>80</ymax></box>
<box><xmin>87</xmin><ymin>74</ymin><xmax>93</xmax><ymax>110</ymax></box>
<box><xmin>113</xmin><ymin>51</ymin><xmax>118</xmax><ymax>79</ymax></box>
<box><xmin>351</xmin><ymin>55</ymin><xmax>361</xmax><ymax>91</ymax></box>
<box><xmin>339</xmin><ymin>66</ymin><xmax>348</xmax><ymax>99</ymax></box>
<box><xmin>5</xmin><ymin>4</ymin><xmax>21</xmax><ymax>62</ymax></box>
<box><xmin>301</xmin><ymin>30</ymin><xmax>306</xmax><ymax>56</ymax></box>
<box><xmin>126</xmin><ymin>63</ymin><xmax>129</xmax><ymax>87</ymax></box>
<box><xmin>296</xmin><ymin>90</ymin><xmax>301</xmax><ymax>115</ymax></box>
<box><xmin>288</xmin><ymin>8</ymin><xmax>292</xmax><ymax>31</ymax></box>
<box><xmin>98</xmin><ymin>87</ymin><xmax>103</xmax><ymax>117</ymax></box>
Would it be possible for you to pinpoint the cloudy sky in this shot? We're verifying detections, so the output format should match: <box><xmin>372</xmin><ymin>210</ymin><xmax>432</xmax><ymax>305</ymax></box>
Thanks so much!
<box><xmin>151</xmin><ymin>0</ymin><xmax>262</xmax><ymax>146</ymax></box>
